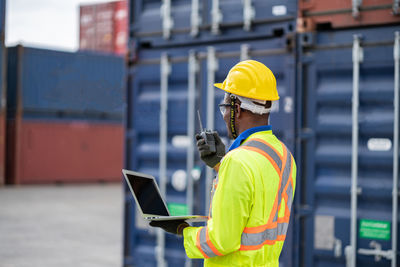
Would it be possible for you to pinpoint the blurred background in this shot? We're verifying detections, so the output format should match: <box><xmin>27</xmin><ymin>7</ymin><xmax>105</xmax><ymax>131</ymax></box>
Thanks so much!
<box><xmin>2</xmin><ymin>0</ymin><xmax>127</xmax><ymax>266</ymax></box>
<box><xmin>1</xmin><ymin>1</ymin><xmax>400</xmax><ymax>267</ymax></box>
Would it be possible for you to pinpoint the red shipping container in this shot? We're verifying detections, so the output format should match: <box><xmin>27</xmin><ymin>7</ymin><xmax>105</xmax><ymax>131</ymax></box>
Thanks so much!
<box><xmin>298</xmin><ymin>0</ymin><xmax>400</xmax><ymax>31</ymax></box>
<box><xmin>113</xmin><ymin>0</ymin><xmax>128</xmax><ymax>55</ymax></box>
<box><xmin>6</xmin><ymin>119</ymin><xmax>124</xmax><ymax>184</ymax></box>
<box><xmin>79</xmin><ymin>0</ymin><xmax>128</xmax><ymax>55</ymax></box>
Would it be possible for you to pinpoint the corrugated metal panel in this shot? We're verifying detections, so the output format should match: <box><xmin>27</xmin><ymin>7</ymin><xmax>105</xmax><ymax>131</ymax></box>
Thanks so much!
<box><xmin>95</xmin><ymin>2</ymin><xmax>116</xmax><ymax>52</ymax></box>
<box><xmin>79</xmin><ymin>4</ymin><xmax>97</xmax><ymax>51</ymax></box>
<box><xmin>80</xmin><ymin>1</ymin><xmax>128</xmax><ymax>55</ymax></box>
<box><xmin>131</xmin><ymin>0</ymin><xmax>296</xmax><ymax>48</ymax></box>
<box><xmin>6</xmin><ymin>120</ymin><xmax>123</xmax><ymax>184</ymax></box>
<box><xmin>6</xmin><ymin>45</ymin><xmax>125</xmax><ymax>122</ymax></box>
<box><xmin>298</xmin><ymin>0</ymin><xmax>400</xmax><ymax>31</ymax></box>
<box><xmin>124</xmin><ymin>36</ymin><xmax>296</xmax><ymax>267</ymax></box>
<box><xmin>297</xmin><ymin>26</ymin><xmax>399</xmax><ymax>267</ymax></box>
<box><xmin>114</xmin><ymin>0</ymin><xmax>129</xmax><ymax>55</ymax></box>
<box><xmin>0</xmin><ymin>0</ymin><xmax>6</xmax><ymax>185</ymax></box>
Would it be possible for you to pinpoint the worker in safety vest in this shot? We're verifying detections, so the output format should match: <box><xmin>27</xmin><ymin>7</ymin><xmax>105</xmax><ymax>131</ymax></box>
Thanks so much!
<box><xmin>150</xmin><ymin>60</ymin><xmax>297</xmax><ymax>266</ymax></box>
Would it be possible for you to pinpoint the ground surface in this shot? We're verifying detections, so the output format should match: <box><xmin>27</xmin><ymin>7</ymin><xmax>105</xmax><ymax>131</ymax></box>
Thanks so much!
<box><xmin>0</xmin><ymin>184</ymin><xmax>123</xmax><ymax>267</ymax></box>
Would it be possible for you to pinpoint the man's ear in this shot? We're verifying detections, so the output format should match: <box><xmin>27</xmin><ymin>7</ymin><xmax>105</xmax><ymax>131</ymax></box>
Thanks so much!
<box><xmin>235</xmin><ymin>103</ymin><xmax>242</xmax><ymax>118</ymax></box>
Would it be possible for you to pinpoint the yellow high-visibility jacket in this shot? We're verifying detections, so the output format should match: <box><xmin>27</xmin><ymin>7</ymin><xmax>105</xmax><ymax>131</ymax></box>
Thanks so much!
<box><xmin>183</xmin><ymin>129</ymin><xmax>296</xmax><ymax>266</ymax></box>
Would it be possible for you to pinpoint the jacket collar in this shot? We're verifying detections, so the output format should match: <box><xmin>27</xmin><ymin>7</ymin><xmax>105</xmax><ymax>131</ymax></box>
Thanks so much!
<box><xmin>228</xmin><ymin>125</ymin><xmax>272</xmax><ymax>151</ymax></box>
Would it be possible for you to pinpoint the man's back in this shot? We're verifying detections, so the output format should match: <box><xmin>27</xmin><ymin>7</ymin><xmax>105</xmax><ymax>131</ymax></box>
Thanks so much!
<box><xmin>184</xmin><ymin>129</ymin><xmax>296</xmax><ymax>266</ymax></box>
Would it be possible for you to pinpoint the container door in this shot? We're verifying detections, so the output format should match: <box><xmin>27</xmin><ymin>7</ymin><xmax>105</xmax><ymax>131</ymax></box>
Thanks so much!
<box><xmin>297</xmin><ymin>26</ymin><xmax>400</xmax><ymax>267</ymax></box>
<box><xmin>205</xmin><ymin>0</ymin><xmax>296</xmax><ymax>40</ymax></box>
<box><xmin>202</xmin><ymin>36</ymin><xmax>296</xmax><ymax>267</ymax></box>
<box><xmin>124</xmin><ymin>35</ymin><xmax>296</xmax><ymax>266</ymax></box>
<box><xmin>124</xmin><ymin>46</ymin><xmax>205</xmax><ymax>267</ymax></box>
<box><xmin>132</xmin><ymin>0</ymin><xmax>296</xmax><ymax>48</ymax></box>
<box><xmin>133</xmin><ymin>0</ymin><xmax>196</xmax><ymax>47</ymax></box>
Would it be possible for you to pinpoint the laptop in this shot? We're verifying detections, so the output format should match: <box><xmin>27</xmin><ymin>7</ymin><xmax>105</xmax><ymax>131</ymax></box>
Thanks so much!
<box><xmin>122</xmin><ymin>169</ymin><xmax>208</xmax><ymax>223</ymax></box>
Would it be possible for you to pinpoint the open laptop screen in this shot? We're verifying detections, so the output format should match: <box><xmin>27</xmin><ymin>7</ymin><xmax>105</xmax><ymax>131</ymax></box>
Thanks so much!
<box><xmin>126</xmin><ymin>173</ymin><xmax>169</xmax><ymax>216</ymax></box>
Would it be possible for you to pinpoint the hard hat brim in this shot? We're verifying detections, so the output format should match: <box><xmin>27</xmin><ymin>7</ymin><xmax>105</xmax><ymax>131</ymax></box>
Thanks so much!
<box><xmin>214</xmin><ymin>83</ymin><xmax>224</xmax><ymax>90</ymax></box>
<box><xmin>214</xmin><ymin>82</ymin><xmax>280</xmax><ymax>101</ymax></box>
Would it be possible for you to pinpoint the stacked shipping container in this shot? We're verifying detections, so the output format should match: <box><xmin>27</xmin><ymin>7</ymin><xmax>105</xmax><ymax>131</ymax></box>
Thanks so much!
<box><xmin>296</xmin><ymin>1</ymin><xmax>400</xmax><ymax>267</ymax></box>
<box><xmin>125</xmin><ymin>0</ymin><xmax>400</xmax><ymax>267</ymax></box>
<box><xmin>6</xmin><ymin>46</ymin><xmax>125</xmax><ymax>184</ymax></box>
<box><xmin>297</xmin><ymin>0</ymin><xmax>400</xmax><ymax>31</ymax></box>
<box><xmin>125</xmin><ymin>0</ymin><xmax>297</xmax><ymax>266</ymax></box>
<box><xmin>79</xmin><ymin>0</ymin><xmax>128</xmax><ymax>55</ymax></box>
<box><xmin>0</xmin><ymin>0</ymin><xmax>5</xmax><ymax>185</ymax></box>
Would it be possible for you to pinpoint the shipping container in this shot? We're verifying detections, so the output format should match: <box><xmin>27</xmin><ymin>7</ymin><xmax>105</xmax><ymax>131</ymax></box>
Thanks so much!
<box><xmin>114</xmin><ymin>0</ymin><xmax>129</xmax><ymax>55</ymax></box>
<box><xmin>6</xmin><ymin>46</ymin><xmax>124</xmax><ymax>121</ymax></box>
<box><xmin>298</xmin><ymin>0</ymin><xmax>400</xmax><ymax>32</ymax></box>
<box><xmin>80</xmin><ymin>0</ymin><xmax>128</xmax><ymax>55</ymax></box>
<box><xmin>0</xmin><ymin>0</ymin><xmax>6</xmax><ymax>185</ymax></box>
<box><xmin>296</xmin><ymin>26</ymin><xmax>400</xmax><ymax>267</ymax></box>
<box><xmin>6</xmin><ymin>120</ymin><xmax>123</xmax><ymax>184</ymax></box>
<box><xmin>130</xmin><ymin>0</ymin><xmax>296</xmax><ymax>48</ymax></box>
<box><xmin>124</xmin><ymin>35</ymin><xmax>296</xmax><ymax>266</ymax></box>
<box><xmin>6</xmin><ymin>46</ymin><xmax>126</xmax><ymax>184</ymax></box>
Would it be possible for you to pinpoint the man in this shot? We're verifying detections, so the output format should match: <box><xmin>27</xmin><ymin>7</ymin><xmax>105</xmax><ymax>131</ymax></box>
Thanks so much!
<box><xmin>151</xmin><ymin>60</ymin><xmax>296</xmax><ymax>266</ymax></box>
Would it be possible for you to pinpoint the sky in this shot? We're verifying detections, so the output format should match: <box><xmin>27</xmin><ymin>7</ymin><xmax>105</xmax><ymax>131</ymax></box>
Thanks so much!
<box><xmin>5</xmin><ymin>0</ymin><xmax>118</xmax><ymax>52</ymax></box>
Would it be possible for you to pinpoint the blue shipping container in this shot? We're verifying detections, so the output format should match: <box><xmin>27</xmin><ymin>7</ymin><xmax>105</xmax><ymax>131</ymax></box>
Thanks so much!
<box><xmin>6</xmin><ymin>46</ymin><xmax>125</xmax><ymax>122</ymax></box>
<box><xmin>296</xmin><ymin>26</ymin><xmax>400</xmax><ymax>267</ymax></box>
<box><xmin>124</xmin><ymin>35</ymin><xmax>296</xmax><ymax>266</ymax></box>
<box><xmin>130</xmin><ymin>0</ymin><xmax>296</xmax><ymax>48</ymax></box>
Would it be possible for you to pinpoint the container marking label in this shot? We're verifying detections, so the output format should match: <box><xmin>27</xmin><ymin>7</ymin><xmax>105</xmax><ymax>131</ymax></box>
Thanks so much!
<box><xmin>359</xmin><ymin>219</ymin><xmax>391</xmax><ymax>240</ymax></box>
<box><xmin>272</xmin><ymin>5</ymin><xmax>287</xmax><ymax>16</ymax></box>
<box><xmin>314</xmin><ymin>215</ymin><xmax>335</xmax><ymax>250</ymax></box>
<box><xmin>367</xmin><ymin>138</ymin><xmax>392</xmax><ymax>151</ymax></box>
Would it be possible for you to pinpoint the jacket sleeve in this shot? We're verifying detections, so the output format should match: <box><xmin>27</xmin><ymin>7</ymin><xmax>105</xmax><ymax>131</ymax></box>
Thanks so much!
<box><xmin>183</xmin><ymin>151</ymin><xmax>254</xmax><ymax>258</ymax></box>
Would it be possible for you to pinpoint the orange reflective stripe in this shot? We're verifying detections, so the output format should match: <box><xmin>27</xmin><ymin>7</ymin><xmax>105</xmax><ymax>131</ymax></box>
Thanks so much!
<box><xmin>268</xmin><ymin>145</ymin><xmax>287</xmax><ymax>223</ymax></box>
<box><xmin>240</xmin><ymin>239</ymin><xmax>277</xmax><ymax>251</ymax></box>
<box><xmin>243</xmin><ymin>221</ymin><xmax>277</xmax><ymax>234</ymax></box>
<box><xmin>278</xmin><ymin>156</ymin><xmax>294</xmax><ymax>223</ymax></box>
<box><xmin>239</xmin><ymin>139</ymin><xmax>295</xmax><ymax>251</ymax></box>
<box><xmin>196</xmin><ymin>228</ymin><xmax>209</xmax><ymax>258</ymax></box>
<box><xmin>206</xmin><ymin>227</ymin><xmax>224</xmax><ymax>256</ymax></box>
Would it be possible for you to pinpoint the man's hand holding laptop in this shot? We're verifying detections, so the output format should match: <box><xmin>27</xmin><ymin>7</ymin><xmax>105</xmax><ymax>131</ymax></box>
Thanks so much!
<box><xmin>149</xmin><ymin>220</ymin><xmax>190</xmax><ymax>235</ymax></box>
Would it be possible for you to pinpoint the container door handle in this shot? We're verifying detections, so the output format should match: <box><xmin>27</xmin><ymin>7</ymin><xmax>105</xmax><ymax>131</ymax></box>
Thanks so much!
<box><xmin>243</xmin><ymin>0</ymin><xmax>255</xmax><ymax>31</ymax></box>
<box><xmin>211</xmin><ymin>0</ymin><xmax>223</xmax><ymax>35</ymax></box>
<box><xmin>352</xmin><ymin>0</ymin><xmax>362</xmax><ymax>18</ymax></box>
<box><xmin>157</xmin><ymin>53</ymin><xmax>171</xmax><ymax>267</ymax></box>
<box><xmin>345</xmin><ymin>34</ymin><xmax>363</xmax><ymax>267</ymax></box>
<box><xmin>240</xmin><ymin>44</ymin><xmax>250</xmax><ymax>61</ymax></box>
<box><xmin>393</xmin><ymin>0</ymin><xmax>400</xmax><ymax>15</ymax></box>
<box><xmin>358</xmin><ymin>241</ymin><xmax>393</xmax><ymax>262</ymax></box>
<box><xmin>161</xmin><ymin>0</ymin><xmax>174</xmax><ymax>39</ymax></box>
<box><xmin>185</xmin><ymin>51</ymin><xmax>199</xmax><ymax>267</ymax></box>
<box><xmin>205</xmin><ymin>47</ymin><xmax>218</xmax><ymax>213</ymax></box>
<box><xmin>390</xmin><ymin>31</ymin><xmax>400</xmax><ymax>267</ymax></box>
<box><xmin>191</xmin><ymin>0</ymin><xmax>201</xmax><ymax>36</ymax></box>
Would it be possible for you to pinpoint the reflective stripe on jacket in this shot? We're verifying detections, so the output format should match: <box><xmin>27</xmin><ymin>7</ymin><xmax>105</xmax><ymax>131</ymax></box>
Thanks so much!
<box><xmin>183</xmin><ymin>130</ymin><xmax>296</xmax><ymax>266</ymax></box>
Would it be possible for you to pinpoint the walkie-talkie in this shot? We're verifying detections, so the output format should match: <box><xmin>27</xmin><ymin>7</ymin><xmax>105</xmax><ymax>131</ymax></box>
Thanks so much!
<box><xmin>197</xmin><ymin>110</ymin><xmax>216</xmax><ymax>153</ymax></box>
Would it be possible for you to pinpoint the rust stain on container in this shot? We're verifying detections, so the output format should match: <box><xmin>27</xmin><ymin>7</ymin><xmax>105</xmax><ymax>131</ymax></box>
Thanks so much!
<box><xmin>298</xmin><ymin>0</ymin><xmax>400</xmax><ymax>31</ymax></box>
<box><xmin>7</xmin><ymin>120</ymin><xmax>124</xmax><ymax>184</ymax></box>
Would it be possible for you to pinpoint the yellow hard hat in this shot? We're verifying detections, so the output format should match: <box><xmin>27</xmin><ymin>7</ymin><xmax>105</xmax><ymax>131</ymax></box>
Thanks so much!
<box><xmin>214</xmin><ymin>60</ymin><xmax>279</xmax><ymax>101</ymax></box>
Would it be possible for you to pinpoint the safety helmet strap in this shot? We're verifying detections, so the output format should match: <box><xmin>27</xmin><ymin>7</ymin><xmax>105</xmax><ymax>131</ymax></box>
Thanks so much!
<box><xmin>230</xmin><ymin>94</ymin><xmax>238</xmax><ymax>139</ymax></box>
